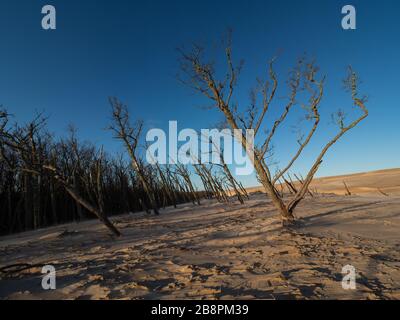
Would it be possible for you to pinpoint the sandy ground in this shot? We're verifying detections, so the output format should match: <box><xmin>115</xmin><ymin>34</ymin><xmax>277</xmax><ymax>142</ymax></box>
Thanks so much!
<box><xmin>0</xmin><ymin>168</ymin><xmax>399</xmax><ymax>300</ymax></box>
<box><xmin>247</xmin><ymin>168</ymin><xmax>400</xmax><ymax>196</ymax></box>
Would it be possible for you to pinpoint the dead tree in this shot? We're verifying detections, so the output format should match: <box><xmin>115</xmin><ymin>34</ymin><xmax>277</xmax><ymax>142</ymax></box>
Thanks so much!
<box><xmin>237</xmin><ymin>181</ymin><xmax>249</xmax><ymax>200</ymax></box>
<box><xmin>294</xmin><ymin>173</ymin><xmax>313</xmax><ymax>197</ymax></box>
<box><xmin>283</xmin><ymin>176</ymin><xmax>297</xmax><ymax>195</ymax></box>
<box><xmin>42</xmin><ymin>165</ymin><xmax>121</xmax><ymax>237</ymax></box>
<box><xmin>0</xmin><ymin>111</ymin><xmax>121</xmax><ymax>236</ymax></box>
<box><xmin>193</xmin><ymin>164</ymin><xmax>214</xmax><ymax>199</ymax></box>
<box><xmin>65</xmin><ymin>126</ymin><xmax>84</xmax><ymax>221</ymax></box>
<box><xmin>1</xmin><ymin>106</ymin><xmax>189</xmax><ymax>235</ymax></box>
<box><xmin>214</xmin><ymin>148</ymin><xmax>245</xmax><ymax>204</ymax></box>
<box><xmin>109</xmin><ymin>97</ymin><xmax>159</xmax><ymax>215</ymax></box>
<box><xmin>178</xmin><ymin>34</ymin><xmax>368</xmax><ymax>224</ymax></box>
<box><xmin>219</xmin><ymin>157</ymin><xmax>244</xmax><ymax>204</ymax></box>
<box><xmin>164</xmin><ymin>165</ymin><xmax>189</xmax><ymax>204</ymax></box>
<box><xmin>377</xmin><ymin>188</ymin><xmax>389</xmax><ymax>197</ymax></box>
<box><xmin>156</xmin><ymin>164</ymin><xmax>178</xmax><ymax>208</ymax></box>
<box><xmin>343</xmin><ymin>181</ymin><xmax>352</xmax><ymax>196</ymax></box>
<box><xmin>174</xmin><ymin>163</ymin><xmax>201</xmax><ymax>205</ymax></box>
<box><xmin>204</xmin><ymin>134</ymin><xmax>246</xmax><ymax>204</ymax></box>
<box><xmin>193</xmin><ymin>159</ymin><xmax>229</xmax><ymax>203</ymax></box>
<box><xmin>213</xmin><ymin>172</ymin><xmax>230</xmax><ymax>203</ymax></box>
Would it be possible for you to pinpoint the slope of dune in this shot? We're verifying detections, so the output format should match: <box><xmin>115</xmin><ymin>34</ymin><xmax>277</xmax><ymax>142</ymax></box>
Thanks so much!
<box><xmin>0</xmin><ymin>168</ymin><xmax>399</xmax><ymax>300</ymax></box>
<box><xmin>310</xmin><ymin>168</ymin><xmax>400</xmax><ymax>196</ymax></box>
<box><xmin>246</xmin><ymin>168</ymin><xmax>400</xmax><ymax>196</ymax></box>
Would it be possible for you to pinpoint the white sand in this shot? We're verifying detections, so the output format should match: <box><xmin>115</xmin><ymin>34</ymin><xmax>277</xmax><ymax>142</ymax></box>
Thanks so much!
<box><xmin>1</xmin><ymin>168</ymin><xmax>399</xmax><ymax>300</ymax></box>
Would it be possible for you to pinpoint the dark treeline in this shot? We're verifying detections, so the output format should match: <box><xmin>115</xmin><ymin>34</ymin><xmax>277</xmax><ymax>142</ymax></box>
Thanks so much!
<box><xmin>0</xmin><ymin>106</ymin><xmax>208</xmax><ymax>236</ymax></box>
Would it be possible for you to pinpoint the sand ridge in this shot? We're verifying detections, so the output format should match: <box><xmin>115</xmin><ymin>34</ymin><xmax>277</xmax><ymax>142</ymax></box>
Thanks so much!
<box><xmin>246</xmin><ymin>168</ymin><xmax>400</xmax><ymax>196</ymax></box>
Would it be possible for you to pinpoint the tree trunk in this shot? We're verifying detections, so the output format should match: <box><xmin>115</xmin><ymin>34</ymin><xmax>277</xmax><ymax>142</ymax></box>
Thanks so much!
<box><xmin>63</xmin><ymin>185</ymin><xmax>121</xmax><ymax>237</ymax></box>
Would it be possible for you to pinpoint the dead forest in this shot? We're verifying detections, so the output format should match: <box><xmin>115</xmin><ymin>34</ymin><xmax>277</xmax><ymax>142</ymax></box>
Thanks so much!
<box><xmin>0</xmin><ymin>100</ymin><xmax>247</xmax><ymax>236</ymax></box>
<box><xmin>0</xmin><ymin>35</ymin><xmax>368</xmax><ymax>236</ymax></box>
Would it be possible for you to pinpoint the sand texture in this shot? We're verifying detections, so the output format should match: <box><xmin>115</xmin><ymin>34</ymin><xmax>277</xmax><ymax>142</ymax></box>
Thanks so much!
<box><xmin>1</xmin><ymin>168</ymin><xmax>399</xmax><ymax>300</ymax></box>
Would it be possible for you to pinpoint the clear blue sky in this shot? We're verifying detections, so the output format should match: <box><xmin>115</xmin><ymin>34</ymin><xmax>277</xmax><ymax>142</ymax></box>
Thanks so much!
<box><xmin>1</xmin><ymin>0</ymin><xmax>399</xmax><ymax>187</ymax></box>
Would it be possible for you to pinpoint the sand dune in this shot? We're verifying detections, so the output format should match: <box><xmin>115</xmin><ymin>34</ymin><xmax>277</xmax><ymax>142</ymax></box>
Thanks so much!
<box><xmin>310</xmin><ymin>168</ymin><xmax>400</xmax><ymax>196</ymax></box>
<box><xmin>246</xmin><ymin>168</ymin><xmax>400</xmax><ymax>196</ymax></box>
<box><xmin>1</xmin><ymin>168</ymin><xmax>399</xmax><ymax>300</ymax></box>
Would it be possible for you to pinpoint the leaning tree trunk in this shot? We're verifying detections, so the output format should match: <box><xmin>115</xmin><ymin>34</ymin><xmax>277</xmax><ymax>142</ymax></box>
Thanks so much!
<box><xmin>43</xmin><ymin>165</ymin><xmax>121</xmax><ymax>237</ymax></box>
<box><xmin>253</xmin><ymin>154</ymin><xmax>295</xmax><ymax>223</ymax></box>
<box><xmin>63</xmin><ymin>184</ymin><xmax>120</xmax><ymax>237</ymax></box>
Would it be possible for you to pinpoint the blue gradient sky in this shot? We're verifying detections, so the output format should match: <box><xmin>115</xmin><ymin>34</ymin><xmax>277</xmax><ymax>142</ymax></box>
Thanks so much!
<box><xmin>0</xmin><ymin>0</ymin><xmax>399</xmax><ymax>187</ymax></box>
